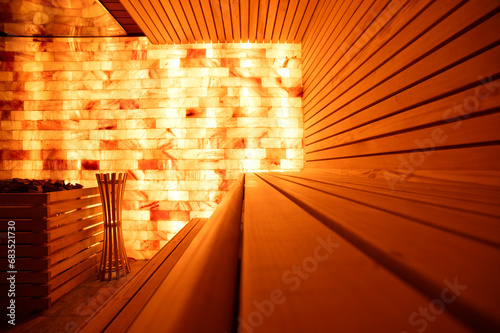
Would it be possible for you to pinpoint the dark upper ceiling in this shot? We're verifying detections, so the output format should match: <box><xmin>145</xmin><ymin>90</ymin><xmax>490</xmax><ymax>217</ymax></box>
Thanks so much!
<box><xmin>100</xmin><ymin>0</ymin><xmax>145</xmax><ymax>36</ymax></box>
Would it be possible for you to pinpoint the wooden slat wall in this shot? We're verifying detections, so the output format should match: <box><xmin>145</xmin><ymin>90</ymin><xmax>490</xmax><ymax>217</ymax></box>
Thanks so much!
<box><xmin>302</xmin><ymin>0</ymin><xmax>500</xmax><ymax>172</ymax></box>
<box><xmin>121</xmin><ymin>0</ymin><xmax>320</xmax><ymax>44</ymax></box>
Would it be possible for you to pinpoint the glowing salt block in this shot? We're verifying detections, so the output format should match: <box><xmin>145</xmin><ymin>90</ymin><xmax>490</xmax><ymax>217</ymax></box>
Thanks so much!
<box><xmin>168</xmin><ymin>191</ymin><xmax>189</xmax><ymax>201</ymax></box>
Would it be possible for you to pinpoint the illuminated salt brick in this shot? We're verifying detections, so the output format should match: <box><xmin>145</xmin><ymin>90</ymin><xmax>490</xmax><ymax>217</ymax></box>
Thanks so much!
<box><xmin>261</xmin><ymin>97</ymin><xmax>283</xmax><ymax>107</ymax></box>
<box><xmin>239</xmin><ymin>159</ymin><xmax>261</xmax><ymax>170</ymax></box>
<box><xmin>123</xmin><ymin>210</ymin><xmax>151</xmax><ymax>221</ymax></box>
<box><xmin>175</xmin><ymin>139</ymin><xmax>199</xmax><ymax>149</ymax></box>
<box><xmin>158</xmin><ymin>59</ymin><xmax>180</xmax><ymax>69</ymax></box>
<box><xmin>139</xmin><ymin>240</ymin><xmax>160</xmax><ymax>251</ymax></box>
<box><xmin>0</xmin><ymin>72</ymin><xmax>14</xmax><ymax>81</ymax></box>
<box><xmin>184</xmin><ymin>128</ymin><xmax>206</xmax><ymax>138</ymax></box>
<box><xmin>168</xmin><ymin>191</ymin><xmax>189</xmax><ymax>201</ymax></box>
<box><xmin>188</xmin><ymin>68</ymin><xmax>227</xmax><ymax>78</ymax></box>
<box><xmin>244</xmin><ymin>149</ymin><xmax>265</xmax><ymax>159</ymax></box>
<box><xmin>169</xmin><ymin>210</ymin><xmax>190</xmax><ymax>222</ymax></box>
<box><xmin>267</xmin><ymin>87</ymin><xmax>291</xmax><ymax>98</ymax></box>
<box><xmin>286</xmin><ymin>149</ymin><xmax>304</xmax><ymax>160</ymax></box>
<box><xmin>147</xmin><ymin>49</ymin><xmax>187</xmax><ymax>59</ymax></box>
<box><xmin>22</xmin><ymin>62</ymin><xmax>44</xmax><ymax>72</ymax></box>
<box><xmin>67</xmin><ymin>150</ymin><xmax>99</xmax><ymax>160</ymax></box>
<box><xmin>124</xmin><ymin>240</ymin><xmax>141</xmax><ymax>251</ymax></box>
<box><xmin>278</xmin><ymin>118</ymin><xmax>299</xmax><ymax>128</ymax></box>
<box><xmin>99</xmin><ymin>160</ymin><xmax>138</xmax><ymax>170</ymax></box>
<box><xmin>237</xmin><ymin>117</ymin><xmax>271</xmax><ymax>128</ymax></box>
<box><xmin>240</xmin><ymin>59</ymin><xmax>264</xmax><ymax>68</ymax></box>
<box><xmin>150</xmin><ymin>210</ymin><xmax>170</xmax><ymax>221</ymax></box>
<box><xmin>260</xmin><ymin>138</ymin><xmax>281</xmax><ymax>148</ymax></box>
<box><xmin>22</xmin><ymin>140</ymin><xmax>41</xmax><ymax>150</ymax></box>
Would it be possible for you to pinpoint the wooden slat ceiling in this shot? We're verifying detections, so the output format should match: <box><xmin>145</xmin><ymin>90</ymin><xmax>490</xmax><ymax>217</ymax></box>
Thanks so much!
<box><xmin>118</xmin><ymin>0</ymin><xmax>320</xmax><ymax>44</ymax></box>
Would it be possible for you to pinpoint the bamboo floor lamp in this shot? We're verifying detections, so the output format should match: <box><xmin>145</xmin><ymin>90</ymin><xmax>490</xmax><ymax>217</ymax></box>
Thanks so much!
<box><xmin>96</xmin><ymin>173</ymin><xmax>130</xmax><ymax>280</ymax></box>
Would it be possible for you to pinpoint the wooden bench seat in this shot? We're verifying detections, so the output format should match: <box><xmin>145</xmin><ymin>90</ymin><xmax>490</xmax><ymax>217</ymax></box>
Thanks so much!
<box><xmin>79</xmin><ymin>171</ymin><xmax>500</xmax><ymax>332</ymax></box>
<box><xmin>242</xmin><ymin>171</ymin><xmax>500</xmax><ymax>332</ymax></box>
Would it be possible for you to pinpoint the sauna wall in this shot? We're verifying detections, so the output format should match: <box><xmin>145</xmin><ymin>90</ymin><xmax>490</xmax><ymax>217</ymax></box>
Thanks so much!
<box><xmin>0</xmin><ymin>38</ymin><xmax>303</xmax><ymax>259</ymax></box>
<box><xmin>301</xmin><ymin>0</ymin><xmax>500</xmax><ymax>174</ymax></box>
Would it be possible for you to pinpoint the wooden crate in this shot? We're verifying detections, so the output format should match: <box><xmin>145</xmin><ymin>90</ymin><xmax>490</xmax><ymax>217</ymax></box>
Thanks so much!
<box><xmin>0</xmin><ymin>187</ymin><xmax>103</xmax><ymax>313</ymax></box>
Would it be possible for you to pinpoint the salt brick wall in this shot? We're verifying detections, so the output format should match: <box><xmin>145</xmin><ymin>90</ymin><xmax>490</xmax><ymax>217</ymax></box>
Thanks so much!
<box><xmin>0</xmin><ymin>36</ymin><xmax>303</xmax><ymax>259</ymax></box>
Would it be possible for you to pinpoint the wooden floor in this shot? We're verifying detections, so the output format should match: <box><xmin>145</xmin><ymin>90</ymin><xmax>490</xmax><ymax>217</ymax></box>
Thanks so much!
<box><xmin>1</xmin><ymin>259</ymin><xmax>148</xmax><ymax>333</ymax></box>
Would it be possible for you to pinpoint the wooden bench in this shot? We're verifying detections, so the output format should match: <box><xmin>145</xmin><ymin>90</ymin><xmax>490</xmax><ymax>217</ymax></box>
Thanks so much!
<box><xmin>79</xmin><ymin>174</ymin><xmax>244</xmax><ymax>332</ymax></box>
<box><xmin>79</xmin><ymin>171</ymin><xmax>500</xmax><ymax>332</ymax></box>
<box><xmin>241</xmin><ymin>171</ymin><xmax>500</xmax><ymax>332</ymax></box>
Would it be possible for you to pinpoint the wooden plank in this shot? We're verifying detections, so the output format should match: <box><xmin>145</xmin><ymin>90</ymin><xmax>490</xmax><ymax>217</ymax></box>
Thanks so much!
<box><xmin>264</xmin><ymin>0</ymin><xmax>280</xmax><ymax>42</ymax></box>
<box><xmin>302</xmin><ymin>0</ymin><xmax>388</xmax><ymax>89</ymax></box>
<box><xmin>190</xmin><ymin>0</ymin><xmax>211</xmax><ymax>42</ymax></box>
<box><xmin>256</xmin><ymin>0</ymin><xmax>269</xmax><ymax>42</ymax></box>
<box><xmin>294</xmin><ymin>0</ymin><xmax>320</xmax><ymax>41</ymax></box>
<box><xmin>120</xmin><ymin>0</ymin><xmax>162</xmax><ymax>44</ymax></box>
<box><xmin>302</xmin><ymin>0</ymin><xmax>449</xmax><ymax>110</ymax></box>
<box><xmin>49</xmin><ymin>233</ymin><xmax>103</xmax><ymax>265</ymax></box>
<box><xmin>240</xmin><ymin>173</ymin><xmax>471</xmax><ymax>332</ymax></box>
<box><xmin>0</xmin><ymin>257</ymin><xmax>49</xmax><ymax>270</ymax></box>
<box><xmin>210</xmin><ymin>0</ymin><xmax>226</xmax><ymax>42</ymax></box>
<box><xmin>50</xmin><ymin>224</ymin><xmax>103</xmax><ymax>253</ymax></box>
<box><xmin>281</xmin><ymin>170</ymin><xmax>500</xmax><ymax>207</ymax></box>
<box><xmin>0</xmin><ymin>218</ymin><xmax>47</xmax><ymax>232</ymax></box>
<box><xmin>161</xmin><ymin>0</ymin><xmax>188</xmax><ymax>43</ymax></box>
<box><xmin>47</xmin><ymin>196</ymin><xmax>101</xmax><ymax>217</ymax></box>
<box><xmin>305</xmin><ymin>79</ymin><xmax>500</xmax><ymax>153</ymax></box>
<box><xmin>0</xmin><ymin>193</ymin><xmax>47</xmax><ymax>206</ymax></box>
<box><xmin>0</xmin><ymin>206</ymin><xmax>47</xmax><ymax>219</ymax></box>
<box><xmin>5</xmin><ymin>231</ymin><xmax>47</xmax><ymax>245</ymax></box>
<box><xmin>268</xmin><ymin>172</ymin><xmax>500</xmax><ymax>247</ymax></box>
<box><xmin>278</xmin><ymin>0</ymin><xmax>299</xmax><ymax>42</ymax></box>
<box><xmin>200</xmin><ymin>0</ymin><xmax>218</xmax><ymax>41</ymax></box>
<box><xmin>287</xmin><ymin>0</ymin><xmax>309</xmax><ymax>42</ymax></box>
<box><xmin>47</xmin><ymin>187</ymin><xmax>99</xmax><ymax>203</ymax></box>
<box><xmin>248</xmin><ymin>0</ymin><xmax>259</xmax><ymax>41</ymax></box>
<box><xmin>302</xmin><ymin>0</ymin><xmax>384</xmax><ymax>83</ymax></box>
<box><xmin>257</xmin><ymin>172</ymin><xmax>500</xmax><ymax>331</ymax></box>
<box><xmin>301</xmin><ymin>0</ymin><xmax>338</xmax><ymax>58</ymax></box>
<box><xmin>0</xmin><ymin>283</ymin><xmax>50</xmax><ymax>297</ymax></box>
<box><xmin>0</xmin><ymin>245</ymin><xmax>49</xmax><ymax>258</ymax></box>
<box><xmin>0</xmin><ymin>271</ymin><xmax>49</xmax><ymax>284</ymax></box>
<box><xmin>49</xmin><ymin>242</ymin><xmax>102</xmax><ymax>277</ymax></box>
<box><xmin>170</xmin><ymin>0</ymin><xmax>196</xmax><ymax>43</ymax></box>
<box><xmin>305</xmin><ymin>43</ymin><xmax>500</xmax><ymax>146</ymax></box>
<box><xmin>230</xmin><ymin>0</ymin><xmax>241</xmax><ymax>42</ymax></box>
<box><xmin>49</xmin><ymin>254</ymin><xmax>100</xmax><ymax>290</ymax></box>
<box><xmin>271</xmin><ymin>0</ymin><xmax>288</xmax><ymax>42</ymax></box>
<box><xmin>306</xmin><ymin>112</ymin><xmax>500</xmax><ymax>163</ymax></box>
<box><xmin>103</xmin><ymin>219</ymin><xmax>208</xmax><ymax>332</ymax></box>
<box><xmin>304</xmin><ymin>0</ymin><xmax>499</xmax><ymax>126</ymax></box>
<box><xmin>126</xmin><ymin>175</ymin><xmax>244</xmax><ymax>332</ymax></box>
<box><xmin>145</xmin><ymin>0</ymin><xmax>178</xmax><ymax>43</ymax></box>
<box><xmin>306</xmin><ymin>19</ymin><xmax>500</xmax><ymax>143</ymax></box>
<box><xmin>49</xmin><ymin>216</ymin><xmax>103</xmax><ymax>240</ymax></box>
<box><xmin>48</xmin><ymin>205</ymin><xmax>102</xmax><ymax>232</ymax></box>
<box><xmin>49</xmin><ymin>263</ymin><xmax>97</xmax><ymax>303</ymax></box>
<box><xmin>304</xmin><ymin>144</ymin><xmax>500</xmax><ymax>171</ymax></box>
<box><xmin>79</xmin><ymin>218</ymin><xmax>207</xmax><ymax>333</ymax></box>
<box><xmin>240</xmin><ymin>0</ymin><xmax>249</xmax><ymax>41</ymax></box>
<box><xmin>220</xmin><ymin>0</ymin><xmax>234</xmax><ymax>42</ymax></box>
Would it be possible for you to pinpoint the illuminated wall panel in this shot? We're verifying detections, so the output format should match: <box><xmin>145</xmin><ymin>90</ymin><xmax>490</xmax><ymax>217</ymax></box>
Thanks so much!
<box><xmin>0</xmin><ymin>37</ymin><xmax>303</xmax><ymax>259</ymax></box>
